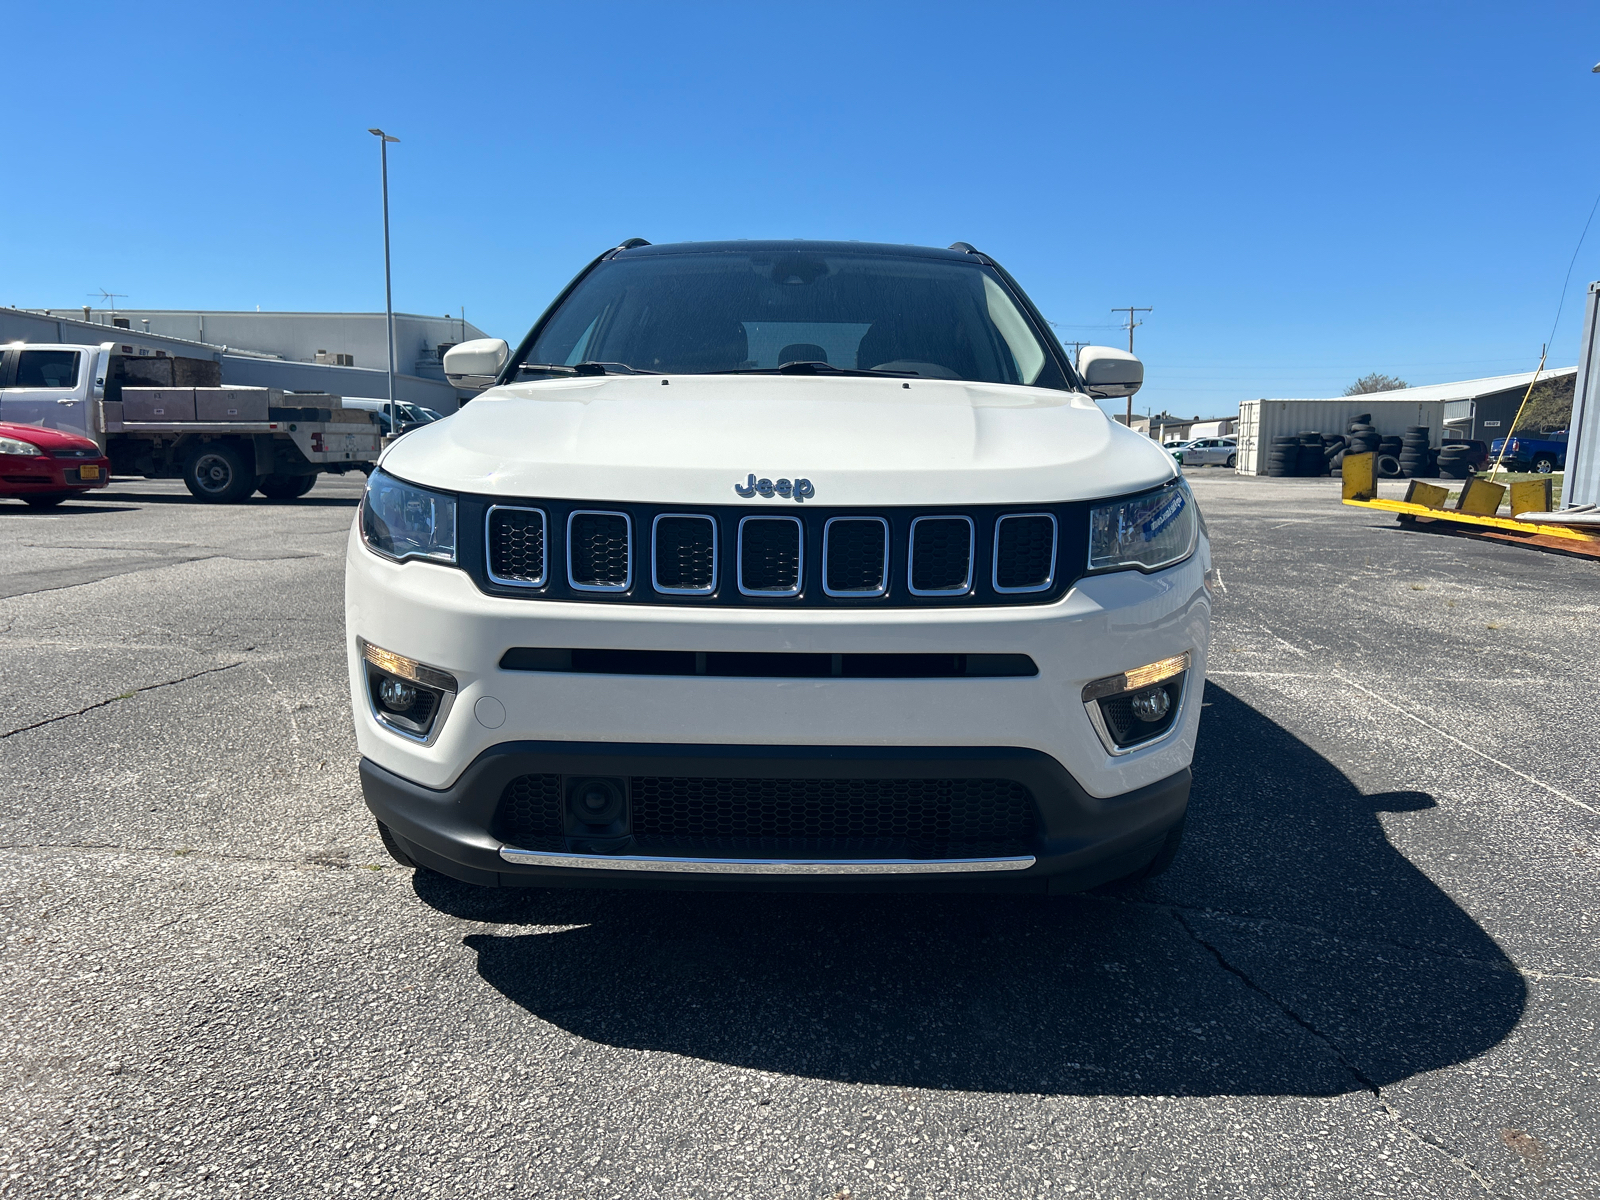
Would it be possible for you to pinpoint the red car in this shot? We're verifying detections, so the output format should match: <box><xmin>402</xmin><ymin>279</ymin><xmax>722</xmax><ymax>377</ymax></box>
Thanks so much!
<box><xmin>0</xmin><ymin>422</ymin><xmax>112</xmax><ymax>508</ymax></box>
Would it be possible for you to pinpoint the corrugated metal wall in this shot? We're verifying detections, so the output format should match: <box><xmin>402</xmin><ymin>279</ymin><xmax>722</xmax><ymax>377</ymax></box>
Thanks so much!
<box><xmin>1567</xmin><ymin>282</ymin><xmax>1600</xmax><ymax>509</ymax></box>
<box><xmin>1236</xmin><ymin>398</ymin><xmax>1448</xmax><ymax>475</ymax></box>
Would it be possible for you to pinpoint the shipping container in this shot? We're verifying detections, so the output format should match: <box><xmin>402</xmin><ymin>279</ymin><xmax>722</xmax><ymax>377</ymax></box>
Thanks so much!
<box><xmin>1236</xmin><ymin>398</ymin><xmax>1448</xmax><ymax>475</ymax></box>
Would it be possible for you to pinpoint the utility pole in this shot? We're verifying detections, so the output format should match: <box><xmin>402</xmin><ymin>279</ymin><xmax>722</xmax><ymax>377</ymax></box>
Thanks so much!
<box><xmin>368</xmin><ymin>128</ymin><xmax>400</xmax><ymax>439</ymax></box>
<box><xmin>1111</xmin><ymin>305</ymin><xmax>1152</xmax><ymax>426</ymax></box>
<box><xmin>1063</xmin><ymin>339</ymin><xmax>1090</xmax><ymax>367</ymax></box>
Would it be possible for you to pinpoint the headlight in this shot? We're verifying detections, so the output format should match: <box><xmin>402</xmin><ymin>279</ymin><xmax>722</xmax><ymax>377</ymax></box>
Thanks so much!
<box><xmin>361</xmin><ymin>469</ymin><xmax>456</xmax><ymax>563</ymax></box>
<box><xmin>1088</xmin><ymin>478</ymin><xmax>1198</xmax><ymax>572</ymax></box>
<box><xmin>0</xmin><ymin>436</ymin><xmax>44</xmax><ymax>457</ymax></box>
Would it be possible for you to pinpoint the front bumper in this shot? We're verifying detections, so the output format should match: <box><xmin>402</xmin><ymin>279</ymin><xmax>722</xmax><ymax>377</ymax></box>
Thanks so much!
<box><xmin>361</xmin><ymin>743</ymin><xmax>1190</xmax><ymax>892</ymax></box>
<box><xmin>0</xmin><ymin>456</ymin><xmax>112</xmax><ymax>496</ymax></box>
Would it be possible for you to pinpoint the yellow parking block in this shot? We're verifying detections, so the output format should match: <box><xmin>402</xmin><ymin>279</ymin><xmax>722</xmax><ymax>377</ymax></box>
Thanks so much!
<box><xmin>1456</xmin><ymin>477</ymin><xmax>1507</xmax><ymax>516</ymax></box>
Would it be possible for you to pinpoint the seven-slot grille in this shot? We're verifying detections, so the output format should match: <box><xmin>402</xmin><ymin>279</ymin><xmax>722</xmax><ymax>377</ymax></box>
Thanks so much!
<box><xmin>486</xmin><ymin>506</ymin><xmax>547</xmax><ymax>586</ymax></box>
<box><xmin>567</xmin><ymin>511</ymin><xmax>632</xmax><ymax>590</ymax></box>
<box><xmin>480</xmin><ymin>501</ymin><xmax>1071</xmax><ymax>604</ymax></box>
<box><xmin>738</xmin><ymin>516</ymin><xmax>803</xmax><ymax>596</ymax></box>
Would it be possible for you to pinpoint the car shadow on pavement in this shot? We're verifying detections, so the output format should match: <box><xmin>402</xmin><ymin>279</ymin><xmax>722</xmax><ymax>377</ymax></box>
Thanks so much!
<box><xmin>417</xmin><ymin>681</ymin><xmax>1526</xmax><ymax>1097</ymax></box>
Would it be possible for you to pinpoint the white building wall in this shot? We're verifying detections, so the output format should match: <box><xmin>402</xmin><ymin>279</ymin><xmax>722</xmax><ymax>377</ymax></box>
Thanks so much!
<box><xmin>60</xmin><ymin>310</ymin><xmax>487</xmax><ymax>378</ymax></box>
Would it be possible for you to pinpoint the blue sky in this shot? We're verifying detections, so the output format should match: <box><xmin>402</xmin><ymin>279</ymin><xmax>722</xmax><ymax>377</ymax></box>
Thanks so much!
<box><xmin>7</xmin><ymin>1</ymin><xmax>1600</xmax><ymax>418</ymax></box>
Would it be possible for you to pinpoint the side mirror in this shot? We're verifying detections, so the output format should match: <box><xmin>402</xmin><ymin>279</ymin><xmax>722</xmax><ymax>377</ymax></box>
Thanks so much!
<box><xmin>1077</xmin><ymin>346</ymin><xmax>1143</xmax><ymax>399</ymax></box>
<box><xmin>443</xmin><ymin>338</ymin><xmax>510</xmax><ymax>392</ymax></box>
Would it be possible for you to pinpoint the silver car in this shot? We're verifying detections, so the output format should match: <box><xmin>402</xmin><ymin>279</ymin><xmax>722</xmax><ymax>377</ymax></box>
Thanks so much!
<box><xmin>1181</xmin><ymin>437</ymin><xmax>1237</xmax><ymax>468</ymax></box>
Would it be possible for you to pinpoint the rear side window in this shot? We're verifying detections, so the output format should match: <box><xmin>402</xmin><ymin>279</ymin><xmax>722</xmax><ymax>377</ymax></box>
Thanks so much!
<box><xmin>15</xmin><ymin>350</ymin><xmax>81</xmax><ymax>388</ymax></box>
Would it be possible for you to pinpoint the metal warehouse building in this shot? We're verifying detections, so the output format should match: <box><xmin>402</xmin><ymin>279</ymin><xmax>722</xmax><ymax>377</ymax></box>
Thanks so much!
<box><xmin>0</xmin><ymin>307</ymin><xmax>490</xmax><ymax>412</ymax></box>
<box><xmin>1235</xmin><ymin>366</ymin><xmax>1575</xmax><ymax>476</ymax></box>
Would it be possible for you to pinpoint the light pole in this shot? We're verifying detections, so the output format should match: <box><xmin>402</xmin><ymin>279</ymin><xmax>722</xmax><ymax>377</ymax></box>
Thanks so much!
<box><xmin>368</xmin><ymin>128</ymin><xmax>400</xmax><ymax>438</ymax></box>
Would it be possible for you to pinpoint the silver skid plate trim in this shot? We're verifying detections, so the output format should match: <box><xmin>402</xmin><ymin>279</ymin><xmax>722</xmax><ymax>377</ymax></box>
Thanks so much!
<box><xmin>498</xmin><ymin>846</ymin><xmax>1035</xmax><ymax>874</ymax></box>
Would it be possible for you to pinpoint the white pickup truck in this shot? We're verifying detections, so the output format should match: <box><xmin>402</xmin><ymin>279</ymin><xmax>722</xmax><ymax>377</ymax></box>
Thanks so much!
<box><xmin>0</xmin><ymin>342</ymin><xmax>382</xmax><ymax>501</ymax></box>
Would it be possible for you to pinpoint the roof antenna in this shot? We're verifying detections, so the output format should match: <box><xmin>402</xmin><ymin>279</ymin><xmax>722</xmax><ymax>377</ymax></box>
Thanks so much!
<box><xmin>88</xmin><ymin>288</ymin><xmax>127</xmax><ymax>317</ymax></box>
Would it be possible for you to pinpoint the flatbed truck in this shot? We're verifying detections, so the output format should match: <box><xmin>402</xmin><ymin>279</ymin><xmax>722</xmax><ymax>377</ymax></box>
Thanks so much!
<box><xmin>0</xmin><ymin>341</ymin><xmax>382</xmax><ymax>501</ymax></box>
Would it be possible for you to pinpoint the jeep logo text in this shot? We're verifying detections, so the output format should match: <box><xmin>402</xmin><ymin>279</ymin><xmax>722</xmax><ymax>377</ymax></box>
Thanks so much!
<box><xmin>734</xmin><ymin>474</ymin><xmax>814</xmax><ymax>501</ymax></box>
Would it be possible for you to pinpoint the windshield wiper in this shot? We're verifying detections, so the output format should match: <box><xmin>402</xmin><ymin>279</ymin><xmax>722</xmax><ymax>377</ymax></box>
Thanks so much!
<box><xmin>714</xmin><ymin>361</ymin><xmax>919</xmax><ymax>378</ymax></box>
<box><xmin>514</xmin><ymin>361</ymin><xmax>660</xmax><ymax>376</ymax></box>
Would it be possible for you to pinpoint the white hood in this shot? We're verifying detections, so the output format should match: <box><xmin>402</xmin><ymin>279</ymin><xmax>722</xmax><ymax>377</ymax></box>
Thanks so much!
<box><xmin>380</xmin><ymin>374</ymin><xmax>1177</xmax><ymax>506</ymax></box>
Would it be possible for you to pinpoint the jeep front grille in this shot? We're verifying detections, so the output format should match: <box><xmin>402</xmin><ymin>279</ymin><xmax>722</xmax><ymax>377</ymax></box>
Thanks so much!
<box><xmin>475</xmin><ymin>496</ymin><xmax>1083</xmax><ymax>607</ymax></box>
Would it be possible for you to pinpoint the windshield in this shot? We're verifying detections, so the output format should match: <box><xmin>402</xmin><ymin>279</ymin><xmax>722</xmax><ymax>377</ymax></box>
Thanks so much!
<box><xmin>515</xmin><ymin>249</ymin><xmax>1065</xmax><ymax>387</ymax></box>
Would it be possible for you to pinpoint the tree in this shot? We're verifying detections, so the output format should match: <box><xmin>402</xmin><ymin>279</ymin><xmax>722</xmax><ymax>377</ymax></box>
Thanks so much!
<box><xmin>1344</xmin><ymin>373</ymin><xmax>1408</xmax><ymax>395</ymax></box>
<box><xmin>1510</xmin><ymin>374</ymin><xmax>1574</xmax><ymax>433</ymax></box>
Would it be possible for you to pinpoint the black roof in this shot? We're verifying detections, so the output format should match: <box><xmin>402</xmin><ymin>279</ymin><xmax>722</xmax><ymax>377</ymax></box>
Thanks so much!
<box><xmin>614</xmin><ymin>239</ymin><xmax>981</xmax><ymax>263</ymax></box>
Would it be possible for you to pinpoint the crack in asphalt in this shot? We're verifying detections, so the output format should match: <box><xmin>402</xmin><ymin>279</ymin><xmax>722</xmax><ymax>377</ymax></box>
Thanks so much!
<box><xmin>1117</xmin><ymin>895</ymin><xmax>1523</xmax><ymax>977</ymax></box>
<box><xmin>1171</xmin><ymin>908</ymin><xmax>1504</xmax><ymax>1195</ymax></box>
<box><xmin>1171</xmin><ymin>908</ymin><xmax>1383</xmax><ymax>1095</ymax></box>
<box><xmin>0</xmin><ymin>663</ymin><xmax>244</xmax><ymax>739</ymax></box>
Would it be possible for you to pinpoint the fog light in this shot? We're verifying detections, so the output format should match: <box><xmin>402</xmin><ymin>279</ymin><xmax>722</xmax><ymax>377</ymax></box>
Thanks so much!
<box><xmin>358</xmin><ymin>639</ymin><xmax>458</xmax><ymax>743</ymax></box>
<box><xmin>378</xmin><ymin>677</ymin><xmax>417</xmax><ymax>712</ymax></box>
<box><xmin>1130</xmin><ymin>686</ymin><xmax>1171</xmax><ymax>723</ymax></box>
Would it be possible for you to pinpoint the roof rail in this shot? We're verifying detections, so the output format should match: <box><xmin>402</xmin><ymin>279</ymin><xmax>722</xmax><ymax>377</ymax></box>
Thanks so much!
<box><xmin>616</xmin><ymin>238</ymin><xmax>651</xmax><ymax>251</ymax></box>
<box><xmin>948</xmin><ymin>242</ymin><xmax>980</xmax><ymax>254</ymax></box>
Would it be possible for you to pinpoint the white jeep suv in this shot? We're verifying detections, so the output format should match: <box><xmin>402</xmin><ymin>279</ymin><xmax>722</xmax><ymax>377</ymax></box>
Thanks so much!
<box><xmin>347</xmin><ymin>239</ymin><xmax>1210</xmax><ymax>892</ymax></box>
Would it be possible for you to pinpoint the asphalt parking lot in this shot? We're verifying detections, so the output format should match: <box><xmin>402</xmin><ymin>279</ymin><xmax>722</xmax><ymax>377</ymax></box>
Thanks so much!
<box><xmin>1</xmin><ymin>469</ymin><xmax>1596</xmax><ymax>1199</ymax></box>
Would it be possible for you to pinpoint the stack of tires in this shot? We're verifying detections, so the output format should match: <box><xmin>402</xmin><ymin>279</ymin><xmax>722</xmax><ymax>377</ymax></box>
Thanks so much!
<box><xmin>1297</xmin><ymin>432</ymin><xmax>1327</xmax><ymax>476</ymax></box>
<box><xmin>1266</xmin><ymin>436</ymin><xmax>1300</xmax><ymax>476</ymax></box>
<box><xmin>1399</xmin><ymin>426</ymin><xmax>1431</xmax><ymax>478</ymax></box>
<box><xmin>1347</xmin><ymin>415</ymin><xmax>1379</xmax><ymax>455</ymax></box>
<box><xmin>1437</xmin><ymin>442</ymin><xmax>1478</xmax><ymax>479</ymax></box>
<box><xmin>1322</xmin><ymin>433</ymin><xmax>1349</xmax><ymax>471</ymax></box>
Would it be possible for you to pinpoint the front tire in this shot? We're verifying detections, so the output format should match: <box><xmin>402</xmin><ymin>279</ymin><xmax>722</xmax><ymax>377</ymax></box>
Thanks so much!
<box><xmin>183</xmin><ymin>443</ymin><xmax>257</xmax><ymax>503</ymax></box>
<box><xmin>1225</xmin><ymin>453</ymin><xmax>1237</xmax><ymax>468</ymax></box>
<box><xmin>1533</xmin><ymin>455</ymin><xmax>1557</xmax><ymax>474</ymax></box>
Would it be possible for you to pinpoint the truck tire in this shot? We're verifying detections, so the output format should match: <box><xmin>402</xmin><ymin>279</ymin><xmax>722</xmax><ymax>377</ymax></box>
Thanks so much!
<box><xmin>1533</xmin><ymin>455</ymin><xmax>1557</xmax><ymax>474</ymax></box>
<box><xmin>258</xmin><ymin>473</ymin><xmax>318</xmax><ymax>500</ymax></box>
<box><xmin>183</xmin><ymin>443</ymin><xmax>257</xmax><ymax>504</ymax></box>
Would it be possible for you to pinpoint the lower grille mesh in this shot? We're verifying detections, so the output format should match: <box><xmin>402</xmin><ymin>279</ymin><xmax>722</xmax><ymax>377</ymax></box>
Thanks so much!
<box><xmin>492</xmin><ymin>774</ymin><xmax>1039</xmax><ymax>858</ymax></box>
<box><xmin>492</xmin><ymin>773</ymin><xmax>564</xmax><ymax>848</ymax></box>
